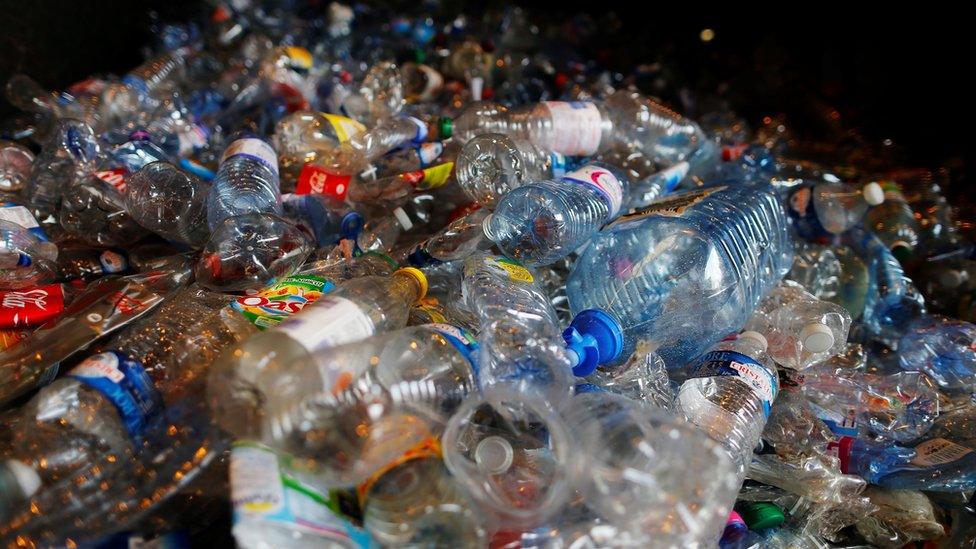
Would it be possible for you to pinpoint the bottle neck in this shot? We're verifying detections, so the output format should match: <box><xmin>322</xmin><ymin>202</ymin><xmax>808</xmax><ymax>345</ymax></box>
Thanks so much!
<box><xmin>388</xmin><ymin>272</ymin><xmax>423</xmax><ymax>305</ymax></box>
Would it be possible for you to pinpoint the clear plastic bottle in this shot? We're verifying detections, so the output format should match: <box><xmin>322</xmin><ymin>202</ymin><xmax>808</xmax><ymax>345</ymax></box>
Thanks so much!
<box><xmin>0</xmin><ymin>140</ymin><xmax>35</xmax><ymax>193</ymax></box>
<box><xmin>812</xmin><ymin>181</ymin><xmax>884</xmax><ymax>234</ymax></box>
<box><xmin>677</xmin><ymin>331</ymin><xmax>778</xmax><ymax>476</ymax></box>
<box><xmin>454</xmin><ymin>133</ymin><xmax>560</xmax><ymax>207</ymax></box>
<box><xmin>211</xmin><ymin>322</ymin><xmax>476</xmax><ymax>487</ymax></box>
<box><xmin>339</xmin><ymin>61</ymin><xmax>404</xmax><ymax>126</ymax></box>
<box><xmin>443</xmin><ymin>91</ymin><xmax>705</xmax><ymax>163</ymax></box>
<box><xmin>346</xmin><ymin>161</ymin><xmax>455</xmax><ymax>203</ymax></box>
<box><xmin>372</xmin><ymin>141</ymin><xmax>445</xmax><ymax>175</ymax></box>
<box><xmin>865</xmin><ymin>181</ymin><xmax>921</xmax><ymax>262</ymax></box>
<box><xmin>562</xmin><ymin>390</ymin><xmax>740</xmax><ymax>546</ymax></box>
<box><xmin>206</xmin><ymin>135</ymin><xmax>282</xmax><ymax>229</ymax></box>
<box><xmin>58</xmin><ymin>170</ymin><xmax>149</xmax><ymax>247</ymax></box>
<box><xmin>567</xmin><ymin>183</ymin><xmax>793</xmax><ymax>368</ymax></box>
<box><xmin>746</xmin><ymin>281</ymin><xmax>852</xmax><ymax>369</ymax></box>
<box><xmin>273</xmin><ymin>110</ymin><xmax>367</xmax><ymax>182</ymax></box>
<box><xmin>26</xmin><ymin>118</ymin><xmax>101</xmax><ymax>214</ymax></box>
<box><xmin>897</xmin><ymin>314</ymin><xmax>976</xmax><ymax>391</ymax></box>
<box><xmin>483</xmin><ymin>163</ymin><xmax>626</xmax><ymax>266</ymax></box>
<box><xmin>361</xmin><ymin>456</ymin><xmax>487</xmax><ymax>547</ymax></box>
<box><xmin>125</xmin><ymin>161</ymin><xmax>212</xmax><ymax>248</ymax></box>
<box><xmin>0</xmin><ymin>219</ymin><xmax>58</xmax><ymax>285</ymax></box>
<box><xmin>99</xmin><ymin>47</ymin><xmax>191</xmax><ymax>126</ymax></box>
<box><xmin>405</xmin><ymin>207</ymin><xmax>491</xmax><ymax>267</ymax></box>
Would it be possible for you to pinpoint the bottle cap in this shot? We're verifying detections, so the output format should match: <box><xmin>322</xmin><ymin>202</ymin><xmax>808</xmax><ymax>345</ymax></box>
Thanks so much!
<box><xmin>2</xmin><ymin>459</ymin><xmax>41</xmax><ymax>498</ymax></box>
<box><xmin>438</xmin><ymin>117</ymin><xmax>453</xmax><ymax>139</ymax></box>
<box><xmin>862</xmin><ymin>182</ymin><xmax>885</xmax><ymax>206</ymax></box>
<box><xmin>475</xmin><ymin>435</ymin><xmax>514</xmax><ymax>474</ymax></box>
<box><xmin>340</xmin><ymin>212</ymin><xmax>363</xmax><ymax>240</ymax></box>
<box><xmin>739</xmin><ymin>331</ymin><xmax>768</xmax><ymax>352</ymax></box>
<box><xmin>799</xmin><ymin>323</ymin><xmax>835</xmax><ymax>353</ymax></box>
<box><xmin>891</xmin><ymin>241</ymin><xmax>913</xmax><ymax>263</ymax></box>
<box><xmin>563</xmin><ymin>309</ymin><xmax>624</xmax><ymax>377</ymax></box>
<box><xmin>938</xmin><ymin>268</ymin><xmax>965</xmax><ymax>289</ymax></box>
<box><xmin>395</xmin><ymin>267</ymin><xmax>428</xmax><ymax>301</ymax></box>
<box><xmin>737</xmin><ymin>501</ymin><xmax>785</xmax><ymax>530</ymax></box>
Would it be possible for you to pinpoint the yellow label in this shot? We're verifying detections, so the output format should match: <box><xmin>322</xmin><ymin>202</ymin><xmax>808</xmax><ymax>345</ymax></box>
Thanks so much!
<box><xmin>416</xmin><ymin>162</ymin><xmax>454</xmax><ymax>190</ymax></box>
<box><xmin>322</xmin><ymin>113</ymin><xmax>367</xmax><ymax>143</ymax></box>
<box><xmin>284</xmin><ymin>46</ymin><xmax>313</xmax><ymax>70</ymax></box>
<box><xmin>488</xmin><ymin>257</ymin><xmax>534</xmax><ymax>283</ymax></box>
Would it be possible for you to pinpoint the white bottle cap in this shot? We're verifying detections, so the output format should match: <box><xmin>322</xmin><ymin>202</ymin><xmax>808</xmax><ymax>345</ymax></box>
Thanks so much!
<box><xmin>800</xmin><ymin>323</ymin><xmax>835</xmax><ymax>353</ymax></box>
<box><xmin>862</xmin><ymin>182</ymin><xmax>885</xmax><ymax>206</ymax></box>
<box><xmin>393</xmin><ymin>207</ymin><xmax>413</xmax><ymax>231</ymax></box>
<box><xmin>939</xmin><ymin>269</ymin><xmax>965</xmax><ymax>289</ymax></box>
<box><xmin>475</xmin><ymin>435</ymin><xmax>514</xmax><ymax>475</ymax></box>
<box><xmin>469</xmin><ymin>77</ymin><xmax>484</xmax><ymax>102</ymax></box>
<box><xmin>3</xmin><ymin>459</ymin><xmax>41</xmax><ymax>498</ymax></box>
<box><xmin>738</xmin><ymin>331</ymin><xmax>768</xmax><ymax>352</ymax></box>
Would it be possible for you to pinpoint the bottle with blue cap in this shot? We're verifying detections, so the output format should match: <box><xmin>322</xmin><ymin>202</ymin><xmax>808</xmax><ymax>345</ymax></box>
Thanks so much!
<box><xmin>282</xmin><ymin>193</ymin><xmax>362</xmax><ymax>248</ymax></box>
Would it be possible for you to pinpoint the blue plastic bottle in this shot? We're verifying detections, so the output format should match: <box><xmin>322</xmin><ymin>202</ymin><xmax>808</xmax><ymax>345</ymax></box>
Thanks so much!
<box><xmin>566</xmin><ymin>183</ymin><xmax>793</xmax><ymax>368</ymax></box>
<box><xmin>898</xmin><ymin>314</ymin><xmax>976</xmax><ymax>391</ymax></box>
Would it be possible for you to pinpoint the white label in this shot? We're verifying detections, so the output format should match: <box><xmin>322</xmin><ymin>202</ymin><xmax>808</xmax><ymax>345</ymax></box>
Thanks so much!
<box><xmin>544</xmin><ymin>101</ymin><xmax>602</xmax><ymax>156</ymax></box>
<box><xmin>69</xmin><ymin>352</ymin><xmax>126</xmax><ymax>383</ymax></box>
<box><xmin>0</xmin><ymin>205</ymin><xmax>40</xmax><ymax>229</ymax></box>
<box><xmin>231</xmin><ymin>443</ymin><xmax>285</xmax><ymax>515</ymax></box>
<box><xmin>405</xmin><ymin>116</ymin><xmax>428</xmax><ymax>143</ymax></box>
<box><xmin>278</xmin><ymin>295</ymin><xmax>375</xmax><ymax>352</ymax></box>
<box><xmin>221</xmin><ymin>138</ymin><xmax>279</xmax><ymax>175</ymax></box>
<box><xmin>417</xmin><ymin>142</ymin><xmax>444</xmax><ymax>166</ymax></box>
<box><xmin>911</xmin><ymin>438</ymin><xmax>973</xmax><ymax>467</ymax></box>
<box><xmin>562</xmin><ymin>165</ymin><xmax>623</xmax><ymax>218</ymax></box>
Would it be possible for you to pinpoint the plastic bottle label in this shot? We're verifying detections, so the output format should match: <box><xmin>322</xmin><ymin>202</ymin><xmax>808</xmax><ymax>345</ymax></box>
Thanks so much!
<box><xmin>94</xmin><ymin>168</ymin><xmax>129</xmax><ymax>193</ymax></box>
<box><xmin>221</xmin><ymin>138</ymin><xmax>279</xmax><ymax>175</ymax></box>
<box><xmin>278</xmin><ymin>295</ymin><xmax>375</xmax><ymax>353</ymax></box>
<box><xmin>322</xmin><ymin>114</ymin><xmax>367</xmax><ymax>143</ymax></box>
<box><xmin>401</xmin><ymin>162</ymin><xmax>454</xmax><ymax>191</ymax></box>
<box><xmin>607</xmin><ymin>186</ymin><xmax>726</xmax><ymax>229</ymax></box>
<box><xmin>689</xmin><ymin>350</ymin><xmax>778</xmax><ymax>418</ymax></box>
<box><xmin>543</xmin><ymin>101</ymin><xmax>602</xmax><ymax>156</ymax></box>
<box><xmin>233</xmin><ymin>276</ymin><xmax>335</xmax><ymax>330</ymax></box>
<box><xmin>0</xmin><ymin>203</ymin><xmax>50</xmax><ymax>242</ymax></box>
<box><xmin>68</xmin><ymin>351</ymin><xmax>164</xmax><ymax>439</ymax></box>
<box><xmin>658</xmin><ymin>161</ymin><xmax>690</xmax><ymax>193</ymax></box>
<box><xmin>807</xmin><ymin>401</ymin><xmax>859</xmax><ymax>437</ymax></box>
<box><xmin>485</xmin><ymin>256</ymin><xmax>534</xmax><ymax>283</ymax></box>
<box><xmin>403</xmin><ymin>116</ymin><xmax>429</xmax><ymax>144</ymax></box>
<box><xmin>99</xmin><ymin>250</ymin><xmax>129</xmax><ymax>274</ymax></box>
<box><xmin>562</xmin><ymin>165</ymin><xmax>623</xmax><ymax>218</ymax></box>
<box><xmin>416</xmin><ymin>142</ymin><xmax>444</xmax><ymax>167</ymax></box>
<box><xmin>911</xmin><ymin>438</ymin><xmax>973</xmax><ymax>467</ymax></box>
<box><xmin>284</xmin><ymin>46</ymin><xmax>313</xmax><ymax>70</ymax></box>
<box><xmin>0</xmin><ymin>284</ymin><xmax>66</xmax><ymax>329</ymax></box>
<box><xmin>296</xmin><ymin>164</ymin><xmax>351</xmax><ymax>200</ymax></box>
<box><xmin>427</xmin><ymin>323</ymin><xmax>479</xmax><ymax>375</ymax></box>
<box><xmin>231</xmin><ymin>442</ymin><xmax>372</xmax><ymax>547</ymax></box>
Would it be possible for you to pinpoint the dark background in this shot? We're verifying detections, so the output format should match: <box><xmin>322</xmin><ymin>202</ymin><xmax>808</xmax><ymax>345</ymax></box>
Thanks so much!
<box><xmin>1</xmin><ymin>1</ymin><xmax>971</xmax><ymax>179</ymax></box>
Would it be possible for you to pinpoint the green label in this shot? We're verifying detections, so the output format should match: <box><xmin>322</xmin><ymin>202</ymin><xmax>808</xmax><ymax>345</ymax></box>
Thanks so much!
<box><xmin>232</xmin><ymin>276</ymin><xmax>335</xmax><ymax>329</ymax></box>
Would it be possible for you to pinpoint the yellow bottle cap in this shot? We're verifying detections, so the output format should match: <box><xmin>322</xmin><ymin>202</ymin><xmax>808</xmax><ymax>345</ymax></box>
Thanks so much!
<box><xmin>395</xmin><ymin>267</ymin><xmax>428</xmax><ymax>301</ymax></box>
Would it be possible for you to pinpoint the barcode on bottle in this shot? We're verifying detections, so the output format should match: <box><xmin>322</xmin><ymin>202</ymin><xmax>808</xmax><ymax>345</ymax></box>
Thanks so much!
<box><xmin>911</xmin><ymin>438</ymin><xmax>973</xmax><ymax>467</ymax></box>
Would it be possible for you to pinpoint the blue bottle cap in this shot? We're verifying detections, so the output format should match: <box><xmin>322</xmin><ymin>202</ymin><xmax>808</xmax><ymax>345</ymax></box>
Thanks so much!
<box><xmin>340</xmin><ymin>211</ymin><xmax>363</xmax><ymax>240</ymax></box>
<box><xmin>563</xmin><ymin>309</ymin><xmax>624</xmax><ymax>377</ymax></box>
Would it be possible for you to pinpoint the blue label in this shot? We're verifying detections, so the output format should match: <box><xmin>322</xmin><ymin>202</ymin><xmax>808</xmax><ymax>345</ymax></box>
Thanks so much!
<box><xmin>690</xmin><ymin>350</ymin><xmax>777</xmax><ymax>418</ymax></box>
<box><xmin>179</xmin><ymin>158</ymin><xmax>216</xmax><ymax>181</ymax></box>
<box><xmin>550</xmin><ymin>153</ymin><xmax>568</xmax><ymax>178</ymax></box>
<box><xmin>428</xmin><ymin>324</ymin><xmax>479</xmax><ymax>379</ymax></box>
<box><xmin>68</xmin><ymin>351</ymin><xmax>164</xmax><ymax>439</ymax></box>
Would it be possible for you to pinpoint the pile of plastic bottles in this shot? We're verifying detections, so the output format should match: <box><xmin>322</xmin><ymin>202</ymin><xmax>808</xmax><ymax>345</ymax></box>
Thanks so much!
<box><xmin>1</xmin><ymin>2</ymin><xmax>975</xmax><ymax>547</ymax></box>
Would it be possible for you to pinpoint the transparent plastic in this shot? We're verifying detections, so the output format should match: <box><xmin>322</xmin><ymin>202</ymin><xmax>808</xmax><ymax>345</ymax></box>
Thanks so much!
<box><xmin>455</xmin><ymin>134</ymin><xmax>554</xmax><ymax>207</ymax></box>
<box><xmin>125</xmin><ymin>161</ymin><xmax>212</xmax><ymax>248</ymax></box>
<box><xmin>812</xmin><ymin>181</ymin><xmax>884</xmax><ymax>234</ymax></box>
<box><xmin>0</xmin><ymin>140</ymin><xmax>35</xmax><ymax>192</ymax></box>
<box><xmin>26</xmin><ymin>119</ymin><xmax>101</xmax><ymax>213</ymax></box>
<box><xmin>206</xmin><ymin>136</ymin><xmax>282</xmax><ymax>229</ymax></box>
<box><xmin>897</xmin><ymin>314</ymin><xmax>976</xmax><ymax>391</ymax></box>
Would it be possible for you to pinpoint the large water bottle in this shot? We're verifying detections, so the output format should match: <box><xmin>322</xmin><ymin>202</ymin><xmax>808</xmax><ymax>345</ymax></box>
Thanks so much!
<box><xmin>897</xmin><ymin>315</ymin><xmax>976</xmax><ymax>391</ymax></box>
<box><xmin>454</xmin><ymin>133</ymin><xmax>565</xmax><ymax>207</ymax></box>
<box><xmin>677</xmin><ymin>331</ymin><xmax>779</xmax><ymax>477</ymax></box>
<box><xmin>567</xmin><ymin>183</ymin><xmax>793</xmax><ymax>368</ymax></box>
<box><xmin>206</xmin><ymin>135</ymin><xmax>282</xmax><ymax>228</ymax></box>
<box><xmin>562</xmin><ymin>390</ymin><xmax>740</xmax><ymax>546</ymax></box>
<box><xmin>125</xmin><ymin>161</ymin><xmax>212</xmax><ymax>248</ymax></box>
<box><xmin>483</xmin><ymin>163</ymin><xmax>626</xmax><ymax>266</ymax></box>
<box><xmin>865</xmin><ymin>181</ymin><xmax>921</xmax><ymax>262</ymax></box>
<box><xmin>212</xmin><ymin>322</ymin><xmax>476</xmax><ymax>487</ymax></box>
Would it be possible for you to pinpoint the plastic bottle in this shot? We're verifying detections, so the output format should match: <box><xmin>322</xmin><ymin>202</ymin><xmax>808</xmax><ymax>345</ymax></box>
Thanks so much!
<box><xmin>567</xmin><ymin>183</ymin><xmax>793</xmax><ymax>368</ymax></box>
<box><xmin>99</xmin><ymin>48</ymin><xmax>192</xmax><ymax>126</ymax></box>
<box><xmin>897</xmin><ymin>314</ymin><xmax>976</xmax><ymax>391</ymax></box>
<box><xmin>812</xmin><ymin>181</ymin><xmax>884</xmax><ymax>234</ymax></box>
<box><xmin>0</xmin><ymin>140</ymin><xmax>35</xmax><ymax>193</ymax></box>
<box><xmin>58</xmin><ymin>170</ymin><xmax>150</xmax><ymax>247</ymax></box>
<box><xmin>442</xmin><ymin>91</ymin><xmax>705</xmax><ymax>164</ymax></box>
<box><xmin>125</xmin><ymin>161</ymin><xmax>212</xmax><ymax>248</ymax></box>
<box><xmin>273</xmin><ymin>110</ymin><xmax>367</xmax><ymax>182</ymax></box>
<box><xmin>746</xmin><ymin>281</ymin><xmax>852</xmax><ymax>369</ymax></box>
<box><xmin>26</xmin><ymin>119</ymin><xmax>101</xmax><ymax>213</ymax></box>
<box><xmin>0</xmin><ymin>217</ymin><xmax>58</xmax><ymax>287</ymax></box>
<box><xmin>211</xmin><ymin>322</ymin><xmax>476</xmax><ymax>487</ymax></box>
<box><xmin>865</xmin><ymin>181</ymin><xmax>921</xmax><ymax>262</ymax></box>
<box><xmin>206</xmin><ymin>135</ymin><xmax>282</xmax><ymax>228</ymax></box>
<box><xmin>281</xmin><ymin>193</ymin><xmax>362</xmax><ymax>248</ymax></box>
<box><xmin>677</xmin><ymin>331</ymin><xmax>778</xmax><ymax>476</ymax></box>
<box><xmin>454</xmin><ymin>133</ymin><xmax>563</xmax><ymax>207</ymax></box>
<box><xmin>346</xmin><ymin>161</ymin><xmax>455</xmax><ymax>203</ymax></box>
<box><xmin>405</xmin><ymin>207</ymin><xmax>491</xmax><ymax>268</ymax></box>
<box><xmin>372</xmin><ymin>141</ymin><xmax>445</xmax><ymax>175</ymax></box>
<box><xmin>562</xmin><ymin>390</ymin><xmax>740</xmax><ymax>545</ymax></box>
<box><xmin>483</xmin><ymin>162</ymin><xmax>627</xmax><ymax>265</ymax></box>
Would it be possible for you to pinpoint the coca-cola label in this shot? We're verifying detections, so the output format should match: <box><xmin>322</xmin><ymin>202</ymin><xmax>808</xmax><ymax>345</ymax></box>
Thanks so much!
<box><xmin>0</xmin><ymin>284</ymin><xmax>66</xmax><ymax>328</ymax></box>
<box><xmin>296</xmin><ymin>164</ymin><xmax>351</xmax><ymax>200</ymax></box>
<box><xmin>94</xmin><ymin>168</ymin><xmax>128</xmax><ymax>193</ymax></box>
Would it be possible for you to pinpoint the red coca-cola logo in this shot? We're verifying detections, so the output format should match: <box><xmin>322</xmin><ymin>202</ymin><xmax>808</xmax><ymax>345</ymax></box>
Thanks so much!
<box><xmin>0</xmin><ymin>285</ymin><xmax>66</xmax><ymax>328</ymax></box>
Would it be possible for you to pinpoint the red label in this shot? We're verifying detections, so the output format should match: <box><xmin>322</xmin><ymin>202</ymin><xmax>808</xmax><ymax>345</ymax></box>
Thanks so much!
<box><xmin>721</xmin><ymin>143</ymin><xmax>748</xmax><ymax>162</ymax></box>
<box><xmin>0</xmin><ymin>329</ymin><xmax>30</xmax><ymax>351</ymax></box>
<box><xmin>94</xmin><ymin>169</ymin><xmax>128</xmax><ymax>193</ymax></box>
<box><xmin>400</xmin><ymin>170</ymin><xmax>425</xmax><ymax>186</ymax></box>
<box><xmin>296</xmin><ymin>164</ymin><xmax>351</xmax><ymax>200</ymax></box>
<box><xmin>0</xmin><ymin>285</ymin><xmax>66</xmax><ymax>328</ymax></box>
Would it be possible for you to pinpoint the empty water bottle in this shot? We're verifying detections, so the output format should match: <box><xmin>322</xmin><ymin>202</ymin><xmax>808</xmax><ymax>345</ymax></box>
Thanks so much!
<box><xmin>125</xmin><ymin>161</ymin><xmax>212</xmax><ymax>248</ymax></box>
<box><xmin>865</xmin><ymin>181</ymin><xmax>921</xmax><ymax>262</ymax></box>
<box><xmin>897</xmin><ymin>314</ymin><xmax>976</xmax><ymax>391</ymax></box>
<box><xmin>207</xmin><ymin>135</ymin><xmax>282</xmax><ymax>228</ymax></box>
<box><xmin>26</xmin><ymin>119</ymin><xmax>100</xmax><ymax>213</ymax></box>
<box><xmin>455</xmin><ymin>133</ymin><xmax>564</xmax><ymax>207</ymax></box>
<box><xmin>567</xmin><ymin>183</ymin><xmax>793</xmax><ymax>368</ymax></box>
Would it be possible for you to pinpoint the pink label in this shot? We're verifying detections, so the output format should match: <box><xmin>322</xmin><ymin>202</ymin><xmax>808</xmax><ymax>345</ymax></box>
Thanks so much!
<box><xmin>562</xmin><ymin>165</ymin><xmax>623</xmax><ymax>217</ymax></box>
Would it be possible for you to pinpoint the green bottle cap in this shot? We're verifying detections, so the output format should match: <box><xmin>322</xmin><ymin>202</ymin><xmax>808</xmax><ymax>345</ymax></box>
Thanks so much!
<box><xmin>738</xmin><ymin>502</ymin><xmax>785</xmax><ymax>530</ymax></box>
<box><xmin>891</xmin><ymin>241</ymin><xmax>913</xmax><ymax>264</ymax></box>
<box><xmin>414</xmin><ymin>48</ymin><xmax>427</xmax><ymax>64</ymax></box>
<box><xmin>438</xmin><ymin>117</ymin><xmax>453</xmax><ymax>139</ymax></box>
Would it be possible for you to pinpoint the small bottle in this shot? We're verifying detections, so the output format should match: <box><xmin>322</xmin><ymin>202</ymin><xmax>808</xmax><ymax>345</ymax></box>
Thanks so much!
<box><xmin>865</xmin><ymin>181</ymin><xmax>921</xmax><ymax>262</ymax></box>
<box><xmin>206</xmin><ymin>135</ymin><xmax>282</xmax><ymax>229</ymax></box>
<box><xmin>454</xmin><ymin>133</ymin><xmax>559</xmax><ymax>207</ymax></box>
<box><xmin>812</xmin><ymin>180</ymin><xmax>885</xmax><ymax>234</ymax></box>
